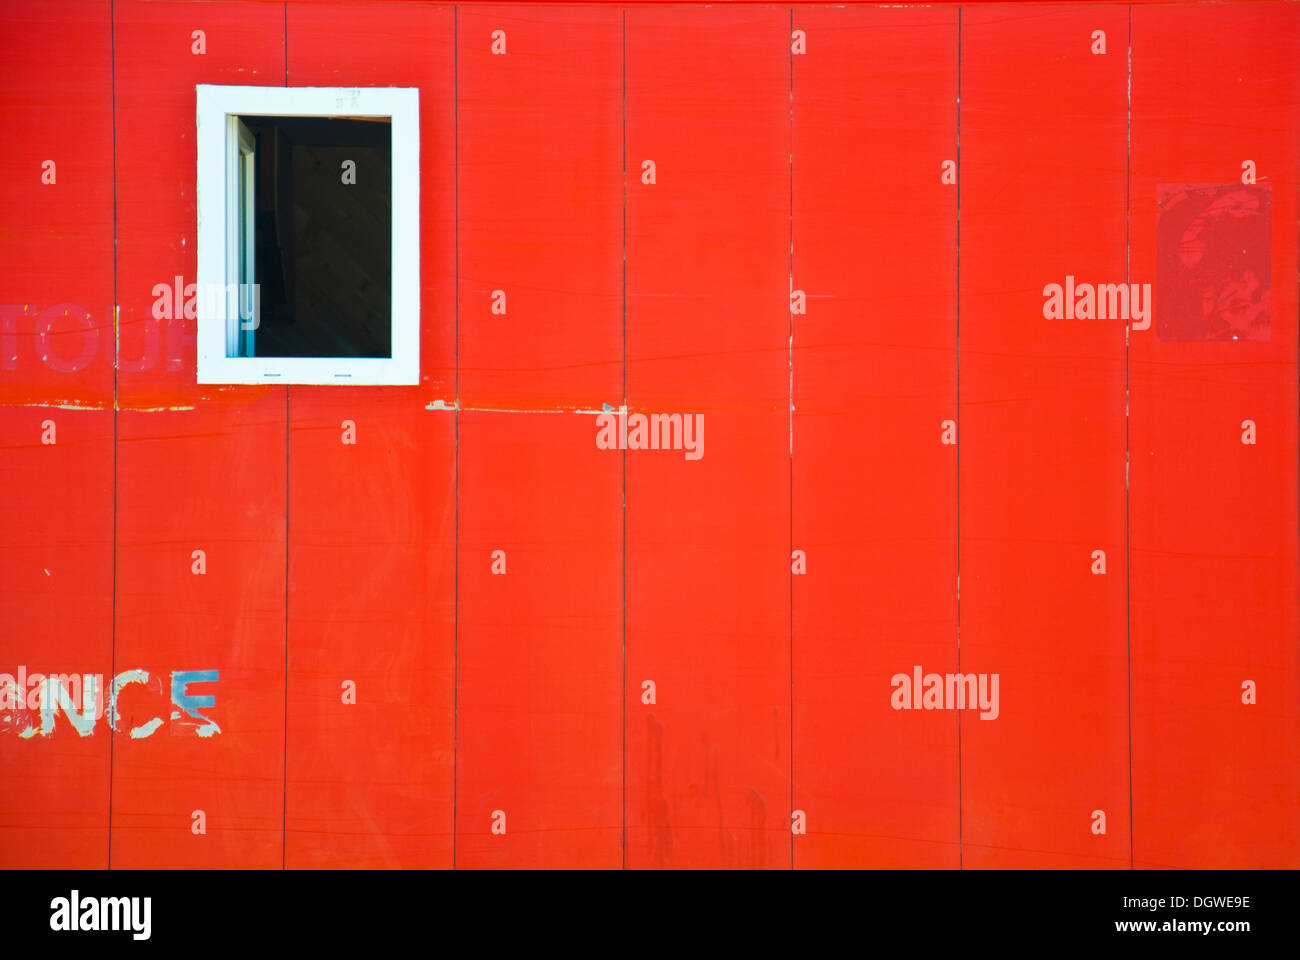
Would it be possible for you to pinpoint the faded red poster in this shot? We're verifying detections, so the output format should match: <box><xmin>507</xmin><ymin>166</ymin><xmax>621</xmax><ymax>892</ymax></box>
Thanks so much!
<box><xmin>1156</xmin><ymin>182</ymin><xmax>1271</xmax><ymax>341</ymax></box>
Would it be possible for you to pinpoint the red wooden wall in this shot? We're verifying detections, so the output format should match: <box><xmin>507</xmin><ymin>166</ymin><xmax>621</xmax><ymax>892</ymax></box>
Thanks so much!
<box><xmin>0</xmin><ymin>0</ymin><xmax>1296</xmax><ymax>869</ymax></box>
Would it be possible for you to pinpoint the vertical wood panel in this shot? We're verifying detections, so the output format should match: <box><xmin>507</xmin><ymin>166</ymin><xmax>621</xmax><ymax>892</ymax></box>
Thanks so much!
<box><xmin>1130</xmin><ymin>2</ymin><xmax>1300</xmax><ymax>868</ymax></box>
<box><xmin>791</xmin><ymin>5</ymin><xmax>960</xmax><ymax>869</ymax></box>
<box><xmin>455</xmin><ymin>5</ymin><xmax>624</xmax><ymax>868</ymax></box>
<box><xmin>959</xmin><ymin>5</ymin><xmax>1130</xmax><ymax>868</ymax></box>
<box><xmin>111</xmin><ymin>0</ymin><xmax>287</xmax><ymax>868</ymax></box>
<box><xmin>0</xmin><ymin>0</ymin><xmax>114</xmax><ymax>868</ymax></box>
<box><xmin>624</xmin><ymin>5</ymin><xmax>791</xmax><ymax>869</ymax></box>
<box><xmin>283</xmin><ymin>0</ymin><xmax>457</xmax><ymax>870</ymax></box>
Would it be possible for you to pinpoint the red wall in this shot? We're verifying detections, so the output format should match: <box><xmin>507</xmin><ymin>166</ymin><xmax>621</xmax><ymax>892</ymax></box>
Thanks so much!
<box><xmin>0</xmin><ymin>0</ymin><xmax>1296</xmax><ymax>869</ymax></box>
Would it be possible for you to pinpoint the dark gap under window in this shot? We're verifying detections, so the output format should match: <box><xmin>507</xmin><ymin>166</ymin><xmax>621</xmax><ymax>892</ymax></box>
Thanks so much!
<box><xmin>241</xmin><ymin>115</ymin><xmax>392</xmax><ymax>358</ymax></box>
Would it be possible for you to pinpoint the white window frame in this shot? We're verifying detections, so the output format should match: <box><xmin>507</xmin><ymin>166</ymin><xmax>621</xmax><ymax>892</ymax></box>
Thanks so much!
<box><xmin>195</xmin><ymin>85</ymin><xmax>420</xmax><ymax>385</ymax></box>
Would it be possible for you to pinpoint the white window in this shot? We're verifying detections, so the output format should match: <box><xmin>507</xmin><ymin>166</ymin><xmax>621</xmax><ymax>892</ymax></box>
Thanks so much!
<box><xmin>195</xmin><ymin>85</ymin><xmax>420</xmax><ymax>384</ymax></box>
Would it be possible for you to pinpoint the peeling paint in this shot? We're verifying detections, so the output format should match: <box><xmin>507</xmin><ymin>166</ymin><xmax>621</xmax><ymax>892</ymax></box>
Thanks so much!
<box><xmin>423</xmin><ymin>398</ymin><xmax>619</xmax><ymax>416</ymax></box>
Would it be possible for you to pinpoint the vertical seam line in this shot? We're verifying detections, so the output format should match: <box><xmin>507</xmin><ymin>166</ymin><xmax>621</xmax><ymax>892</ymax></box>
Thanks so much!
<box><xmin>452</xmin><ymin>3</ymin><xmax>461</xmax><ymax>871</ymax></box>
<box><xmin>621</xmin><ymin>5</ymin><xmax>628</xmax><ymax>872</ymax></box>
<box><xmin>788</xmin><ymin>4</ymin><xmax>795</xmax><ymax>872</ymax></box>
<box><xmin>281</xmin><ymin>384</ymin><xmax>290</xmax><ymax>870</ymax></box>
<box><xmin>280</xmin><ymin>1</ymin><xmax>290</xmax><ymax>872</ymax></box>
<box><xmin>1125</xmin><ymin>1</ymin><xmax>1135</xmax><ymax>872</ymax></box>
<box><xmin>956</xmin><ymin>5</ymin><xmax>964</xmax><ymax>872</ymax></box>
<box><xmin>108</xmin><ymin>0</ymin><xmax>118</xmax><ymax>871</ymax></box>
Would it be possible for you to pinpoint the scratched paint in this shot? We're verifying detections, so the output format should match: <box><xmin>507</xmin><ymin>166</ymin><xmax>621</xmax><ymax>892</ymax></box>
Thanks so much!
<box><xmin>0</xmin><ymin>668</ymin><xmax>222</xmax><ymax>739</ymax></box>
